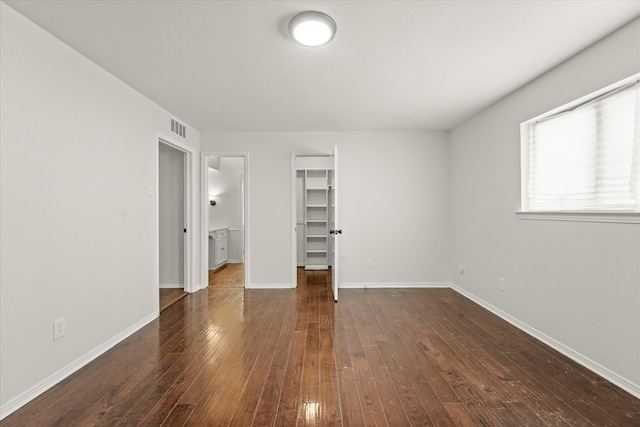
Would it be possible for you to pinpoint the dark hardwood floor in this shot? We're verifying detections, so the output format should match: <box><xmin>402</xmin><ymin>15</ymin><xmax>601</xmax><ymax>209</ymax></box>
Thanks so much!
<box><xmin>2</xmin><ymin>269</ymin><xmax>639</xmax><ymax>426</ymax></box>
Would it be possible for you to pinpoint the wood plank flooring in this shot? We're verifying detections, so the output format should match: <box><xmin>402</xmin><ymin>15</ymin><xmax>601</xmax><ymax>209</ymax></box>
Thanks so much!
<box><xmin>2</xmin><ymin>269</ymin><xmax>639</xmax><ymax>426</ymax></box>
<box><xmin>159</xmin><ymin>288</ymin><xmax>188</xmax><ymax>312</ymax></box>
<box><xmin>208</xmin><ymin>263</ymin><xmax>244</xmax><ymax>287</ymax></box>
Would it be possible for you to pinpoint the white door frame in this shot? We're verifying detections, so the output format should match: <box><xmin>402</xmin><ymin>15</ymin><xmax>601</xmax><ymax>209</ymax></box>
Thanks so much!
<box><xmin>200</xmin><ymin>152</ymin><xmax>250</xmax><ymax>289</ymax></box>
<box><xmin>290</xmin><ymin>153</ymin><xmax>297</xmax><ymax>288</ymax></box>
<box><xmin>331</xmin><ymin>145</ymin><xmax>339</xmax><ymax>302</ymax></box>
<box><xmin>156</xmin><ymin>134</ymin><xmax>197</xmax><ymax>306</ymax></box>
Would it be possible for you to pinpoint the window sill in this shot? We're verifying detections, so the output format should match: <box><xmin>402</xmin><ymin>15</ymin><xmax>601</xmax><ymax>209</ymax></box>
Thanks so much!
<box><xmin>515</xmin><ymin>211</ymin><xmax>640</xmax><ymax>224</ymax></box>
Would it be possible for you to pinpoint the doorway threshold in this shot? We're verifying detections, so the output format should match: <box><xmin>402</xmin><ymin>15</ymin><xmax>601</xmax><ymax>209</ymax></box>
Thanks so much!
<box><xmin>159</xmin><ymin>288</ymin><xmax>188</xmax><ymax>312</ymax></box>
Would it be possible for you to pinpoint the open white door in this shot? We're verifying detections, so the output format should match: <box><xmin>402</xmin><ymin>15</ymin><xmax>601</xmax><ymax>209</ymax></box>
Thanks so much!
<box><xmin>331</xmin><ymin>146</ymin><xmax>340</xmax><ymax>302</ymax></box>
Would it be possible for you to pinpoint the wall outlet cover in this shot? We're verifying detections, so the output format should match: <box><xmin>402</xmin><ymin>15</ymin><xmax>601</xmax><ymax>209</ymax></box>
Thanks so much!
<box><xmin>53</xmin><ymin>318</ymin><xmax>66</xmax><ymax>340</ymax></box>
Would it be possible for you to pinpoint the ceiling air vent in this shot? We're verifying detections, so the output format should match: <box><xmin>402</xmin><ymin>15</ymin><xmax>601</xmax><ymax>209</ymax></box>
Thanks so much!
<box><xmin>170</xmin><ymin>118</ymin><xmax>187</xmax><ymax>138</ymax></box>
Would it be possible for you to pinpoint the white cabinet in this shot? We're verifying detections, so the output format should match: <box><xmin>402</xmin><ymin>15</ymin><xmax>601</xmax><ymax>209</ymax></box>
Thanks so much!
<box><xmin>304</xmin><ymin>170</ymin><xmax>329</xmax><ymax>270</ymax></box>
<box><xmin>213</xmin><ymin>228</ymin><xmax>228</xmax><ymax>268</ymax></box>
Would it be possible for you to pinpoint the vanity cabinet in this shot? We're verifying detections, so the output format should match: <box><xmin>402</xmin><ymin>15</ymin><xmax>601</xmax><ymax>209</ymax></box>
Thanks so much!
<box><xmin>212</xmin><ymin>228</ymin><xmax>228</xmax><ymax>268</ymax></box>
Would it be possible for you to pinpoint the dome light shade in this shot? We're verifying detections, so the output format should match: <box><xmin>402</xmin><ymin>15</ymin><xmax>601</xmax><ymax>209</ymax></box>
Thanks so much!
<box><xmin>288</xmin><ymin>11</ymin><xmax>336</xmax><ymax>47</ymax></box>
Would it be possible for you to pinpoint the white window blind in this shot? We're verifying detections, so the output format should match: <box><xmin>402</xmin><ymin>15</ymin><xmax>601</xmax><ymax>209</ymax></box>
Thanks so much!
<box><xmin>526</xmin><ymin>80</ymin><xmax>640</xmax><ymax>212</ymax></box>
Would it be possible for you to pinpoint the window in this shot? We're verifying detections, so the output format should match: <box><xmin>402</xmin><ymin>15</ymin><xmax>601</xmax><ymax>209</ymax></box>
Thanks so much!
<box><xmin>520</xmin><ymin>74</ymin><xmax>640</xmax><ymax>220</ymax></box>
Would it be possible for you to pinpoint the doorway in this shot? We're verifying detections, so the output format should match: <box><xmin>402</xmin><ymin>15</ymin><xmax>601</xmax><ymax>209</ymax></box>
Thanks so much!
<box><xmin>157</xmin><ymin>138</ymin><xmax>194</xmax><ymax>312</ymax></box>
<box><xmin>292</xmin><ymin>150</ymin><xmax>340</xmax><ymax>301</ymax></box>
<box><xmin>202</xmin><ymin>153</ymin><xmax>249</xmax><ymax>288</ymax></box>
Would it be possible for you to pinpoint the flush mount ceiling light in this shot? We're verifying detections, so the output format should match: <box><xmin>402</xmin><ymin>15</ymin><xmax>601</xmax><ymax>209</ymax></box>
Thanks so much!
<box><xmin>288</xmin><ymin>11</ymin><xmax>336</xmax><ymax>47</ymax></box>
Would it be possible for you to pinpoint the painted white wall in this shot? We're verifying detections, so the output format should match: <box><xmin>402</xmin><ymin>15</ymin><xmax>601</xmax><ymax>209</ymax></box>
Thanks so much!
<box><xmin>296</xmin><ymin>156</ymin><xmax>333</xmax><ymax>170</ymax></box>
<box><xmin>159</xmin><ymin>145</ymin><xmax>185</xmax><ymax>287</ymax></box>
<box><xmin>200</xmin><ymin>132</ymin><xmax>451</xmax><ymax>288</ymax></box>
<box><xmin>450</xmin><ymin>18</ymin><xmax>640</xmax><ymax>395</ymax></box>
<box><xmin>0</xmin><ymin>4</ymin><xmax>200</xmax><ymax>416</ymax></box>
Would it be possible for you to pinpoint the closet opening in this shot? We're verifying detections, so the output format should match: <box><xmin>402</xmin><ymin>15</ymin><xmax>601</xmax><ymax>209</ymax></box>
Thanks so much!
<box><xmin>292</xmin><ymin>152</ymin><xmax>339</xmax><ymax>301</ymax></box>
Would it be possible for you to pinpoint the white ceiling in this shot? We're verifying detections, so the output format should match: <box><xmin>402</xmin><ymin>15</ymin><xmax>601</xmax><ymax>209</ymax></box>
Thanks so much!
<box><xmin>5</xmin><ymin>1</ymin><xmax>640</xmax><ymax>132</ymax></box>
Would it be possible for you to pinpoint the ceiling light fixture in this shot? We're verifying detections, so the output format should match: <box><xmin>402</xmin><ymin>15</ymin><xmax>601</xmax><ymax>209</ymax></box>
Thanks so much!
<box><xmin>288</xmin><ymin>11</ymin><xmax>336</xmax><ymax>47</ymax></box>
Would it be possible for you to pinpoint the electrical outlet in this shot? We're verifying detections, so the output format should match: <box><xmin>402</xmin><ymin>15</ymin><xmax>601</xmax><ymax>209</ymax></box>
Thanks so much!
<box><xmin>53</xmin><ymin>318</ymin><xmax>66</xmax><ymax>340</ymax></box>
<box><xmin>499</xmin><ymin>278</ymin><xmax>506</xmax><ymax>292</ymax></box>
<box><xmin>467</xmin><ymin>265</ymin><xmax>472</xmax><ymax>275</ymax></box>
<box><xmin>366</xmin><ymin>258</ymin><xmax>373</xmax><ymax>269</ymax></box>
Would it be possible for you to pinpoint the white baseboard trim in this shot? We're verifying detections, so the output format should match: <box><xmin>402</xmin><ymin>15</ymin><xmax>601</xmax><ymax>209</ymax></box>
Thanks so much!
<box><xmin>246</xmin><ymin>283</ymin><xmax>293</xmax><ymax>289</ymax></box>
<box><xmin>159</xmin><ymin>284</ymin><xmax>184</xmax><ymax>289</ymax></box>
<box><xmin>0</xmin><ymin>312</ymin><xmax>158</xmax><ymax>421</ymax></box>
<box><xmin>340</xmin><ymin>281</ymin><xmax>451</xmax><ymax>289</ymax></box>
<box><xmin>450</xmin><ymin>283</ymin><xmax>640</xmax><ymax>400</ymax></box>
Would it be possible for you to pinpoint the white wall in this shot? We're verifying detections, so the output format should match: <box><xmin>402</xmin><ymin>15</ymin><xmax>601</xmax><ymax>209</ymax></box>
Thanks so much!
<box><xmin>0</xmin><ymin>4</ymin><xmax>200</xmax><ymax>416</ymax></box>
<box><xmin>200</xmin><ymin>132</ymin><xmax>451</xmax><ymax>289</ymax></box>
<box><xmin>159</xmin><ymin>145</ymin><xmax>185</xmax><ymax>287</ymax></box>
<box><xmin>450</xmin><ymin>18</ymin><xmax>640</xmax><ymax>396</ymax></box>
